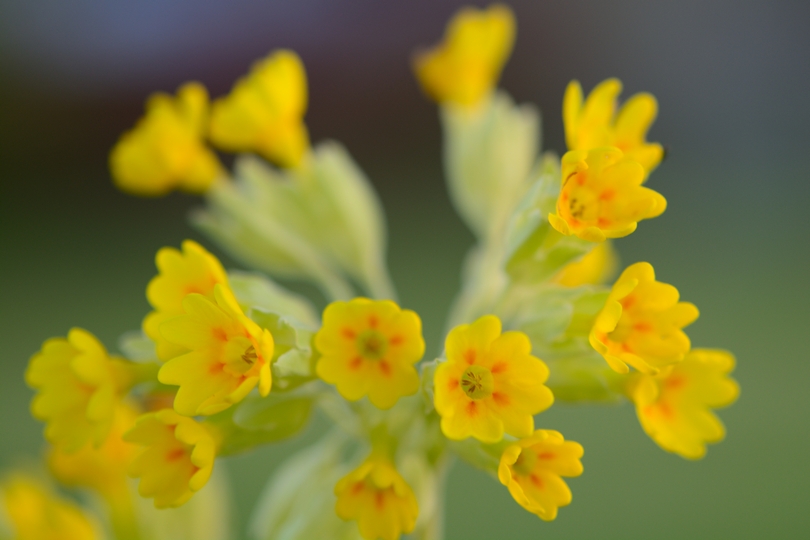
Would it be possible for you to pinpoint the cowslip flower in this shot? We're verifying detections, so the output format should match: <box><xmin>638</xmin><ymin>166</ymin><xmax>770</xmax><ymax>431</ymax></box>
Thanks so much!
<box><xmin>315</xmin><ymin>298</ymin><xmax>424</xmax><ymax>409</ymax></box>
<box><xmin>110</xmin><ymin>82</ymin><xmax>222</xmax><ymax>196</ymax></box>
<box><xmin>627</xmin><ymin>349</ymin><xmax>739</xmax><ymax>459</ymax></box>
<box><xmin>1</xmin><ymin>473</ymin><xmax>98</xmax><ymax>540</ymax></box>
<box><xmin>157</xmin><ymin>284</ymin><xmax>274</xmax><ymax>416</ymax></box>
<box><xmin>143</xmin><ymin>239</ymin><xmax>229</xmax><ymax>361</ymax></box>
<box><xmin>209</xmin><ymin>50</ymin><xmax>309</xmax><ymax>168</ymax></box>
<box><xmin>498</xmin><ymin>430</ymin><xmax>584</xmax><ymax>521</ymax></box>
<box><xmin>26</xmin><ymin>328</ymin><xmax>134</xmax><ymax>453</ymax></box>
<box><xmin>563</xmin><ymin>78</ymin><xmax>664</xmax><ymax>175</ymax></box>
<box><xmin>590</xmin><ymin>262</ymin><xmax>699</xmax><ymax>374</ymax></box>
<box><xmin>124</xmin><ymin>409</ymin><xmax>220</xmax><ymax>508</ymax></box>
<box><xmin>433</xmin><ymin>315</ymin><xmax>553</xmax><ymax>443</ymax></box>
<box><xmin>548</xmin><ymin>147</ymin><xmax>667</xmax><ymax>242</ymax></box>
<box><xmin>334</xmin><ymin>455</ymin><xmax>418</xmax><ymax>540</ymax></box>
<box><xmin>414</xmin><ymin>4</ymin><xmax>515</xmax><ymax>108</ymax></box>
<box><xmin>553</xmin><ymin>240</ymin><xmax>618</xmax><ymax>287</ymax></box>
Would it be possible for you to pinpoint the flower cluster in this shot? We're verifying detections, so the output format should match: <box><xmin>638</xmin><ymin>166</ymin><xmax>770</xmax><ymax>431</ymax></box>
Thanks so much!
<box><xmin>4</xmin><ymin>4</ymin><xmax>739</xmax><ymax>540</ymax></box>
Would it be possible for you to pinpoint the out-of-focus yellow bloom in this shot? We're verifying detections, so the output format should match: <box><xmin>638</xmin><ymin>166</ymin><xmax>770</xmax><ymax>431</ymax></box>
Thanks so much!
<box><xmin>144</xmin><ymin>240</ymin><xmax>229</xmax><ymax>361</ymax></box>
<box><xmin>334</xmin><ymin>455</ymin><xmax>418</xmax><ymax>540</ymax></box>
<box><xmin>590</xmin><ymin>262</ymin><xmax>699</xmax><ymax>375</ymax></box>
<box><xmin>414</xmin><ymin>4</ymin><xmax>515</xmax><ymax>108</ymax></box>
<box><xmin>26</xmin><ymin>328</ymin><xmax>134</xmax><ymax>453</ymax></box>
<box><xmin>563</xmin><ymin>78</ymin><xmax>664</xmax><ymax>175</ymax></box>
<box><xmin>316</xmin><ymin>298</ymin><xmax>425</xmax><ymax>409</ymax></box>
<box><xmin>498</xmin><ymin>430</ymin><xmax>583</xmax><ymax>521</ymax></box>
<box><xmin>433</xmin><ymin>315</ymin><xmax>553</xmax><ymax>443</ymax></box>
<box><xmin>124</xmin><ymin>409</ymin><xmax>219</xmax><ymax>508</ymax></box>
<box><xmin>209</xmin><ymin>50</ymin><xmax>309</xmax><ymax>168</ymax></box>
<box><xmin>157</xmin><ymin>284</ymin><xmax>274</xmax><ymax>416</ymax></box>
<box><xmin>110</xmin><ymin>82</ymin><xmax>222</xmax><ymax>196</ymax></box>
<box><xmin>1</xmin><ymin>473</ymin><xmax>98</xmax><ymax>540</ymax></box>
<box><xmin>553</xmin><ymin>241</ymin><xmax>618</xmax><ymax>287</ymax></box>
<box><xmin>548</xmin><ymin>147</ymin><xmax>667</xmax><ymax>242</ymax></box>
<box><xmin>627</xmin><ymin>349</ymin><xmax>739</xmax><ymax>459</ymax></box>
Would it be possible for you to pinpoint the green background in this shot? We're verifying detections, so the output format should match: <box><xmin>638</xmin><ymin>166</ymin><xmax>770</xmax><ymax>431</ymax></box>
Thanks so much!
<box><xmin>1</xmin><ymin>1</ymin><xmax>808</xmax><ymax>538</ymax></box>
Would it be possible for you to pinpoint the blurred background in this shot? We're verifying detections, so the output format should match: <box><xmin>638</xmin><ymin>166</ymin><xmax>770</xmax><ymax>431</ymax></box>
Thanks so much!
<box><xmin>1</xmin><ymin>0</ymin><xmax>808</xmax><ymax>538</ymax></box>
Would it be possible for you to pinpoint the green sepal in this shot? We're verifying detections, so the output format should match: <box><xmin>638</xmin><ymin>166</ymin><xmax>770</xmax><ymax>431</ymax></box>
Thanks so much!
<box><xmin>229</xmin><ymin>271</ymin><xmax>319</xmax><ymax>328</ymax></box>
<box><xmin>249</xmin><ymin>308</ymin><xmax>318</xmax><ymax>391</ymax></box>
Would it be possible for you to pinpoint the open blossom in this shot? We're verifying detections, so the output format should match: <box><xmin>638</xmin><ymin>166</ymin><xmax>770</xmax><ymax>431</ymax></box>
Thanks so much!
<box><xmin>26</xmin><ymin>328</ymin><xmax>134</xmax><ymax>452</ymax></box>
<box><xmin>334</xmin><ymin>455</ymin><xmax>418</xmax><ymax>540</ymax></box>
<box><xmin>315</xmin><ymin>298</ymin><xmax>425</xmax><ymax>409</ymax></box>
<box><xmin>563</xmin><ymin>78</ymin><xmax>664</xmax><ymax>175</ymax></box>
<box><xmin>590</xmin><ymin>262</ymin><xmax>699</xmax><ymax>374</ymax></box>
<box><xmin>627</xmin><ymin>349</ymin><xmax>739</xmax><ymax>459</ymax></box>
<box><xmin>433</xmin><ymin>315</ymin><xmax>553</xmax><ymax>443</ymax></box>
<box><xmin>158</xmin><ymin>284</ymin><xmax>274</xmax><ymax>416</ymax></box>
<box><xmin>124</xmin><ymin>409</ymin><xmax>219</xmax><ymax>508</ymax></box>
<box><xmin>414</xmin><ymin>4</ymin><xmax>515</xmax><ymax>107</ymax></box>
<box><xmin>498</xmin><ymin>430</ymin><xmax>584</xmax><ymax>521</ymax></box>
<box><xmin>144</xmin><ymin>239</ymin><xmax>229</xmax><ymax>361</ymax></box>
<box><xmin>110</xmin><ymin>82</ymin><xmax>222</xmax><ymax>196</ymax></box>
<box><xmin>553</xmin><ymin>240</ymin><xmax>618</xmax><ymax>287</ymax></box>
<box><xmin>210</xmin><ymin>50</ymin><xmax>309</xmax><ymax>168</ymax></box>
<box><xmin>549</xmin><ymin>147</ymin><xmax>667</xmax><ymax>242</ymax></box>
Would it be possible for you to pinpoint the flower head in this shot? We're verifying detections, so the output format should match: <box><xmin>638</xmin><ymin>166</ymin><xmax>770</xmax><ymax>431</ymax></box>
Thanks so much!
<box><xmin>433</xmin><ymin>315</ymin><xmax>553</xmax><ymax>443</ymax></box>
<box><xmin>563</xmin><ymin>78</ymin><xmax>664</xmax><ymax>175</ymax></box>
<box><xmin>627</xmin><ymin>349</ymin><xmax>739</xmax><ymax>459</ymax></box>
<box><xmin>334</xmin><ymin>455</ymin><xmax>418</xmax><ymax>540</ymax></box>
<box><xmin>26</xmin><ymin>328</ymin><xmax>134</xmax><ymax>452</ymax></box>
<box><xmin>110</xmin><ymin>82</ymin><xmax>222</xmax><ymax>196</ymax></box>
<box><xmin>316</xmin><ymin>298</ymin><xmax>424</xmax><ymax>409</ymax></box>
<box><xmin>590</xmin><ymin>262</ymin><xmax>699</xmax><ymax>374</ymax></box>
<box><xmin>124</xmin><ymin>409</ymin><xmax>219</xmax><ymax>508</ymax></box>
<box><xmin>1</xmin><ymin>474</ymin><xmax>99</xmax><ymax>540</ymax></box>
<box><xmin>498</xmin><ymin>430</ymin><xmax>584</xmax><ymax>521</ymax></box>
<box><xmin>414</xmin><ymin>4</ymin><xmax>515</xmax><ymax>108</ymax></box>
<box><xmin>553</xmin><ymin>240</ymin><xmax>618</xmax><ymax>287</ymax></box>
<box><xmin>144</xmin><ymin>240</ymin><xmax>229</xmax><ymax>361</ymax></box>
<box><xmin>548</xmin><ymin>147</ymin><xmax>667</xmax><ymax>242</ymax></box>
<box><xmin>157</xmin><ymin>284</ymin><xmax>274</xmax><ymax>416</ymax></box>
<box><xmin>210</xmin><ymin>50</ymin><xmax>309</xmax><ymax>168</ymax></box>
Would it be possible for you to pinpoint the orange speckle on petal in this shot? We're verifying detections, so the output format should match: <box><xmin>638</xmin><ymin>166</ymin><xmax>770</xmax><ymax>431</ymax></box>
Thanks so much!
<box><xmin>665</xmin><ymin>376</ymin><xmax>686</xmax><ymax>390</ymax></box>
<box><xmin>490</xmin><ymin>361</ymin><xmax>507</xmax><ymax>374</ymax></box>
<box><xmin>380</xmin><ymin>361</ymin><xmax>391</xmax><ymax>376</ymax></box>
<box><xmin>165</xmin><ymin>448</ymin><xmax>186</xmax><ymax>462</ymax></box>
<box><xmin>368</xmin><ymin>316</ymin><xmax>379</xmax><ymax>329</ymax></box>
<box><xmin>530</xmin><ymin>474</ymin><xmax>543</xmax><ymax>488</ymax></box>
<box><xmin>466</xmin><ymin>401</ymin><xmax>478</xmax><ymax>417</ymax></box>
<box><xmin>389</xmin><ymin>335</ymin><xmax>404</xmax><ymax>346</ymax></box>
<box><xmin>352</xmin><ymin>481</ymin><xmax>365</xmax><ymax>495</ymax></box>
<box><xmin>599</xmin><ymin>189</ymin><xmax>616</xmax><ymax>201</ymax></box>
<box><xmin>634</xmin><ymin>322</ymin><xmax>653</xmax><ymax>333</ymax></box>
<box><xmin>374</xmin><ymin>491</ymin><xmax>385</xmax><ymax>509</ymax></box>
<box><xmin>208</xmin><ymin>362</ymin><xmax>225</xmax><ymax>375</ymax></box>
<box><xmin>212</xmin><ymin>328</ymin><xmax>228</xmax><ymax>341</ymax></box>
<box><xmin>349</xmin><ymin>357</ymin><xmax>363</xmax><ymax>370</ymax></box>
<box><xmin>538</xmin><ymin>452</ymin><xmax>555</xmax><ymax>460</ymax></box>
<box><xmin>492</xmin><ymin>392</ymin><xmax>509</xmax><ymax>406</ymax></box>
<box><xmin>464</xmin><ymin>349</ymin><xmax>476</xmax><ymax>365</ymax></box>
<box><xmin>448</xmin><ymin>379</ymin><xmax>459</xmax><ymax>391</ymax></box>
<box><xmin>598</xmin><ymin>217</ymin><xmax>611</xmax><ymax>227</ymax></box>
<box><xmin>341</xmin><ymin>328</ymin><xmax>356</xmax><ymax>340</ymax></box>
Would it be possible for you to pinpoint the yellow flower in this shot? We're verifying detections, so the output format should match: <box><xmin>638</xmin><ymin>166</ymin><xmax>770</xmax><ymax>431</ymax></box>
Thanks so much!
<box><xmin>498</xmin><ymin>430</ymin><xmax>584</xmax><ymax>521</ymax></box>
<box><xmin>548</xmin><ymin>147</ymin><xmax>667</xmax><ymax>242</ymax></box>
<box><xmin>590</xmin><ymin>262</ymin><xmax>699</xmax><ymax>375</ymax></box>
<box><xmin>143</xmin><ymin>240</ymin><xmax>229</xmax><ymax>361</ymax></box>
<box><xmin>209</xmin><ymin>50</ymin><xmax>309</xmax><ymax>168</ymax></box>
<box><xmin>627</xmin><ymin>349</ymin><xmax>739</xmax><ymax>459</ymax></box>
<box><xmin>334</xmin><ymin>455</ymin><xmax>418</xmax><ymax>540</ymax></box>
<box><xmin>315</xmin><ymin>298</ymin><xmax>425</xmax><ymax>409</ymax></box>
<box><xmin>553</xmin><ymin>240</ymin><xmax>618</xmax><ymax>287</ymax></box>
<box><xmin>1</xmin><ymin>473</ymin><xmax>98</xmax><ymax>540</ymax></box>
<box><xmin>157</xmin><ymin>284</ymin><xmax>274</xmax><ymax>416</ymax></box>
<box><xmin>110</xmin><ymin>82</ymin><xmax>222</xmax><ymax>196</ymax></box>
<box><xmin>563</xmin><ymin>78</ymin><xmax>664</xmax><ymax>175</ymax></box>
<box><xmin>26</xmin><ymin>328</ymin><xmax>134</xmax><ymax>452</ymax></box>
<box><xmin>414</xmin><ymin>4</ymin><xmax>515</xmax><ymax>108</ymax></box>
<box><xmin>433</xmin><ymin>315</ymin><xmax>553</xmax><ymax>443</ymax></box>
<box><xmin>124</xmin><ymin>409</ymin><xmax>219</xmax><ymax>508</ymax></box>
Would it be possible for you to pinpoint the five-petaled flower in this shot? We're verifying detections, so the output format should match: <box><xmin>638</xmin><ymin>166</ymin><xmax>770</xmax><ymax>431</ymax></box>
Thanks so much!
<box><xmin>210</xmin><ymin>50</ymin><xmax>310</xmax><ymax>168</ymax></box>
<box><xmin>334</xmin><ymin>454</ymin><xmax>419</xmax><ymax>540</ymax></box>
<box><xmin>563</xmin><ymin>78</ymin><xmax>664</xmax><ymax>176</ymax></box>
<box><xmin>414</xmin><ymin>4</ymin><xmax>515</xmax><ymax>108</ymax></box>
<box><xmin>26</xmin><ymin>328</ymin><xmax>135</xmax><ymax>453</ymax></box>
<box><xmin>144</xmin><ymin>240</ymin><xmax>229</xmax><ymax>361</ymax></box>
<box><xmin>124</xmin><ymin>409</ymin><xmax>220</xmax><ymax>508</ymax></box>
<box><xmin>157</xmin><ymin>284</ymin><xmax>274</xmax><ymax>416</ymax></box>
<box><xmin>549</xmin><ymin>147</ymin><xmax>667</xmax><ymax>242</ymax></box>
<box><xmin>315</xmin><ymin>298</ymin><xmax>425</xmax><ymax>409</ymax></box>
<box><xmin>626</xmin><ymin>348</ymin><xmax>739</xmax><ymax>459</ymax></box>
<box><xmin>590</xmin><ymin>262</ymin><xmax>699</xmax><ymax>374</ymax></box>
<box><xmin>109</xmin><ymin>82</ymin><xmax>222</xmax><ymax>196</ymax></box>
<box><xmin>498</xmin><ymin>430</ymin><xmax>584</xmax><ymax>521</ymax></box>
<box><xmin>433</xmin><ymin>315</ymin><xmax>553</xmax><ymax>443</ymax></box>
